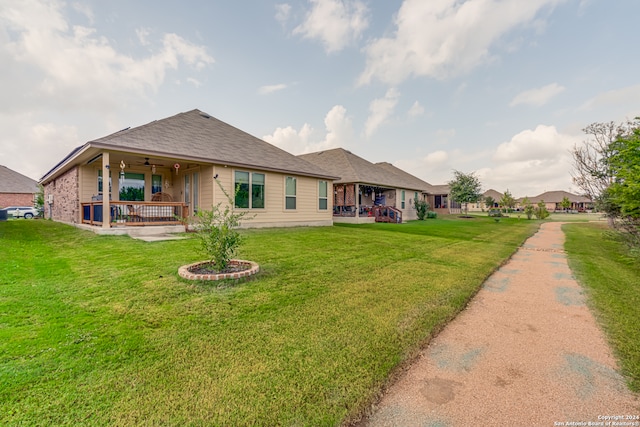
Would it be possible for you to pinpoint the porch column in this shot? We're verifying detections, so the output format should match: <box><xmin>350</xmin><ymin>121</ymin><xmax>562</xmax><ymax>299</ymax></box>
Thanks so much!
<box><xmin>355</xmin><ymin>183</ymin><xmax>360</xmax><ymax>218</ymax></box>
<box><xmin>102</xmin><ymin>151</ymin><xmax>110</xmax><ymax>229</ymax></box>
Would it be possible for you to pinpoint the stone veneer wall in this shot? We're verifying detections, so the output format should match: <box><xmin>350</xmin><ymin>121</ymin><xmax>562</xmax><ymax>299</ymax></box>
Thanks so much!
<box><xmin>43</xmin><ymin>167</ymin><xmax>79</xmax><ymax>223</ymax></box>
<box><xmin>0</xmin><ymin>193</ymin><xmax>36</xmax><ymax>208</ymax></box>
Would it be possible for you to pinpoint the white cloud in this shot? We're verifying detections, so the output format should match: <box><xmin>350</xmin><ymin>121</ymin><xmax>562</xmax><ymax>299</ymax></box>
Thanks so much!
<box><xmin>493</xmin><ymin>124</ymin><xmax>577</xmax><ymax>162</ymax></box>
<box><xmin>186</xmin><ymin>77</ymin><xmax>203</xmax><ymax>87</ymax></box>
<box><xmin>0</xmin><ymin>0</ymin><xmax>214</xmax><ymax>113</ymax></box>
<box><xmin>0</xmin><ymin>113</ymin><xmax>80</xmax><ymax>180</ymax></box>
<box><xmin>408</xmin><ymin>101</ymin><xmax>425</xmax><ymax>117</ymax></box>
<box><xmin>424</xmin><ymin>150</ymin><xmax>449</xmax><ymax>166</ymax></box>
<box><xmin>580</xmin><ymin>84</ymin><xmax>640</xmax><ymax>111</ymax></box>
<box><xmin>136</xmin><ymin>27</ymin><xmax>151</xmax><ymax>46</ymax></box>
<box><xmin>258</xmin><ymin>83</ymin><xmax>288</xmax><ymax>95</ymax></box>
<box><xmin>364</xmin><ymin>88</ymin><xmax>400</xmax><ymax>137</ymax></box>
<box><xmin>394</xmin><ymin>124</ymin><xmax>581</xmax><ymax>197</ymax></box>
<box><xmin>476</xmin><ymin>124</ymin><xmax>582</xmax><ymax>195</ymax></box>
<box><xmin>293</xmin><ymin>0</ymin><xmax>369</xmax><ymax>53</ymax></box>
<box><xmin>435</xmin><ymin>128</ymin><xmax>456</xmax><ymax>144</ymax></box>
<box><xmin>275</xmin><ymin>3</ymin><xmax>292</xmax><ymax>26</ymax></box>
<box><xmin>263</xmin><ymin>105</ymin><xmax>355</xmax><ymax>154</ymax></box>
<box><xmin>322</xmin><ymin>105</ymin><xmax>355</xmax><ymax>149</ymax></box>
<box><xmin>71</xmin><ymin>2</ymin><xmax>94</xmax><ymax>24</ymax></box>
<box><xmin>359</xmin><ymin>0</ymin><xmax>561</xmax><ymax>85</ymax></box>
<box><xmin>263</xmin><ymin>123</ymin><xmax>315</xmax><ymax>155</ymax></box>
<box><xmin>509</xmin><ymin>83</ymin><xmax>565</xmax><ymax>107</ymax></box>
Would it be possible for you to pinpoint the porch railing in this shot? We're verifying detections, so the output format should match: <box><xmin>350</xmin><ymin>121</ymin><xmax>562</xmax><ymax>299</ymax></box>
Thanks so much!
<box><xmin>373</xmin><ymin>206</ymin><xmax>402</xmax><ymax>223</ymax></box>
<box><xmin>81</xmin><ymin>201</ymin><xmax>188</xmax><ymax>226</ymax></box>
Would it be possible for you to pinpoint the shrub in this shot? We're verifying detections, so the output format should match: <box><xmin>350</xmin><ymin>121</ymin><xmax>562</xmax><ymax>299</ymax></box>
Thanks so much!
<box><xmin>522</xmin><ymin>197</ymin><xmax>535</xmax><ymax>220</ymax></box>
<box><xmin>534</xmin><ymin>201</ymin><xmax>550</xmax><ymax>220</ymax></box>
<box><xmin>426</xmin><ymin>211</ymin><xmax>438</xmax><ymax>219</ymax></box>
<box><xmin>189</xmin><ymin>181</ymin><xmax>252</xmax><ymax>271</ymax></box>
<box><xmin>488</xmin><ymin>209</ymin><xmax>503</xmax><ymax>217</ymax></box>
<box><xmin>414</xmin><ymin>199</ymin><xmax>430</xmax><ymax>220</ymax></box>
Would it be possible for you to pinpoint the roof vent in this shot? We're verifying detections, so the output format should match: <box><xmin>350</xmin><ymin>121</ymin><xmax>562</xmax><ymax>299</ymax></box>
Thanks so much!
<box><xmin>199</xmin><ymin>112</ymin><xmax>211</xmax><ymax>119</ymax></box>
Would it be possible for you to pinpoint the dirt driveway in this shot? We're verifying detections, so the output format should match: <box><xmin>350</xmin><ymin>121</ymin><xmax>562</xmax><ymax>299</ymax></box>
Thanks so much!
<box><xmin>364</xmin><ymin>222</ymin><xmax>639</xmax><ymax>426</ymax></box>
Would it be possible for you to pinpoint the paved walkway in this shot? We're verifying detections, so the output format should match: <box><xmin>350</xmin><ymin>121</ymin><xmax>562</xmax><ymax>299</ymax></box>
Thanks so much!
<box><xmin>365</xmin><ymin>222</ymin><xmax>639</xmax><ymax>426</ymax></box>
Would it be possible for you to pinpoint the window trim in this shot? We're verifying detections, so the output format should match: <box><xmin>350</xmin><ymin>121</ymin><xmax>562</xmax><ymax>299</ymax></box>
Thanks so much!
<box><xmin>234</xmin><ymin>170</ymin><xmax>265</xmax><ymax>210</ymax></box>
<box><xmin>285</xmin><ymin>176</ymin><xmax>297</xmax><ymax>210</ymax></box>
<box><xmin>318</xmin><ymin>180</ymin><xmax>328</xmax><ymax>211</ymax></box>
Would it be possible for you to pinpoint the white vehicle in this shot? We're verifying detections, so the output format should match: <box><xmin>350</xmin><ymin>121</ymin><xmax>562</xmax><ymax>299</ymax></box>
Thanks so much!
<box><xmin>3</xmin><ymin>206</ymin><xmax>40</xmax><ymax>219</ymax></box>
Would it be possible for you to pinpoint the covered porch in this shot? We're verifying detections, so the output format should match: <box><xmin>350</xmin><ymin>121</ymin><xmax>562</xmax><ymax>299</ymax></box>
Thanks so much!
<box><xmin>333</xmin><ymin>183</ymin><xmax>402</xmax><ymax>223</ymax></box>
<box><xmin>72</xmin><ymin>150</ymin><xmax>203</xmax><ymax>233</ymax></box>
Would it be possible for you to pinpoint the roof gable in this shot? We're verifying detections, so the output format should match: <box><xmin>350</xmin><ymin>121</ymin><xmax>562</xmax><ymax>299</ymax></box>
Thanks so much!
<box><xmin>0</xmin><ymin>165</ymin><xmax>38</xmax><ymax>193</ymax></box>
<box><xmin>298</xmin><ymin>148</ymin><xmax>426</xmax><ymax>190</ymax></box>
<box><xmin>44</xmin><ymin>109</ymin><xmax>336</xmax><ymax>182</ymax></box>
<box><xmin>519</xmin><ymin>190</ymin><xmax>592</xmax><ymax>203</ymax></box>
<box><xmin>90</xmin><ymin>109</ymin><xmax>335</xmax><ymax>178</ymax></box>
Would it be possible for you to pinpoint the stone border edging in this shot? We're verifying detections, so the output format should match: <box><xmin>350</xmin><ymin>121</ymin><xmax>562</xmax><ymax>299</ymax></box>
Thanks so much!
<box><xmin>178</xmin><ymin>259</ymin><xmax>259</xmax><ymax>281</ymax></box>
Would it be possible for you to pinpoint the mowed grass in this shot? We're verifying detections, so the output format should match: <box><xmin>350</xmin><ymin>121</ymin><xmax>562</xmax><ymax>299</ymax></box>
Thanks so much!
<box><xmin>0</xmin><ymin>217</ymin><xmax>539</xmax><ymax>425</ymax></box>
<box><xmin>563</xmin><ymin>222</ymin><xmax>640</xmax><ymax>391</ymax></box>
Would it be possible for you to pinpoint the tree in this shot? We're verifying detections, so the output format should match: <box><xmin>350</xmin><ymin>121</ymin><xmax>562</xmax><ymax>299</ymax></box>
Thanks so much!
<box><xmin>571</xmin><ymin>119</ymin><xmax>638</xmax><ymax>215</ymax></box>
<box><xmin>448</xmin><ymin>170</ymin><xmax>482</xmax><ymax>216</ymax></box>
<box><xmin>522</xmin><ymin>197</ymin><xmax>535</xmax><ymax>220</ymax></box>
<box><xmin>189</xmin><ymin>179</ymin><xmax>253</xmax><ymax>272</ymax></box>
<box><xmin>560</xmin><ymin>196</ymin><xmax>571</xmax><ymax>212</ymax></box>
<box><xmin>571</xmin><ymin>118</ymin><xmax>640</xmax><ymax>247</ymax></box>
<box><xmin>608</xmin><ymin>124</ymin><xmax>640</xmax><ymax>219</ymax></box>
<box><xmin>534</xmin><ymin>201</ymin><xmax>550</xmax><ymax>220</ymax></box>
<box><xmin>484</xmin><ymin>196</ymin><xmax>496</xmax><ymax>210</ymax></box>
<box><xmin>414</xmin><ymin>199</ymin><xmax>430</xmax><ymax>220</ymax></box>
<box><xmin>499</xmin><ymin>189</ymin><xmax>516</xmax><ymax>213</ymax></box>
<box><xmin>607</xmin><ymin>123</ymin><xmax>640</xmax><ymax>246</ymax></box>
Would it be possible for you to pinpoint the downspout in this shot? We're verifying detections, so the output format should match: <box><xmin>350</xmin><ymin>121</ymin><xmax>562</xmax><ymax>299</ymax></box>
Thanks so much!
<box><xmin>102</xmin><ymin>152</ymin><xmax>110</xmax><ymax>229</ymax></box>
<box><xmin>355</xmin><ymin>183</ymin><xmax>360</xmax><ymax>221</ymax></box>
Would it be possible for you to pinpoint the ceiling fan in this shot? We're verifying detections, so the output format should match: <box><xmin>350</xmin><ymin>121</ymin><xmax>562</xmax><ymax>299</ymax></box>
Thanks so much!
<box><xmin>135</xmin><ymin>157</ymin><xmax>165</xmax><ymax>167</ymax></box>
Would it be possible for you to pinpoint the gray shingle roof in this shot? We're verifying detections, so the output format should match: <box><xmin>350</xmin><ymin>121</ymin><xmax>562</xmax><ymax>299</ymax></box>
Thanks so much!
<box><xmin>483</xmin><ymin>189</ymin><xmax>504</xmax><ymax>200</ymax></box>
<box><xmin>375</xmin><ymin>162</ymin><xmax>433</xmax><ymax>192</ymax></box>
<box><xmin>0</xmin><ymin>165</ymin><xmax>39</xmax><ymax>193</ymax></box>
<box><xmin>84</xmin><ymin>109</ymin><xmax>336</xmax><ymax>179</ymax></box>
<box><xmin>518</xmin><ymin>190</ymin><xmax>592</xmax><ymax>203</ymax></box>
<box><xmin>298</xmin><ymin>148</ymin><xmax>426</xmax><ymax>190</ymax></box>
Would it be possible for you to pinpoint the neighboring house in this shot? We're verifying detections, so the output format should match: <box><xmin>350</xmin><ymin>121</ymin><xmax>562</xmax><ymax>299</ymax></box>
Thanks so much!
<box><xmin>39</xmin><ymin>109</ymin><xmax>338</xmax><ymax>234</ymax></box>
<box><xmin>0</xmin><ymin>165</ymin><xmax>39</xmax><ymax>208</ymax></box>
<box><xmin>468</xmin><ymin>189</ymin><xmax>503</xmax><ymax>212</ymax></box>
<box><xmin>424</xmin><ymin>184</ymin><xmax>460</xmax><ymax>215</ymax></box>
<box><xmin>517</xmin><ymin>190</ymin><xmax>593</xmax><ymax>212</ymax></box>
<box><xmin>298</xmin><ymin>148</ymin><xmax>429</xmax><ymax>223</ymax></box>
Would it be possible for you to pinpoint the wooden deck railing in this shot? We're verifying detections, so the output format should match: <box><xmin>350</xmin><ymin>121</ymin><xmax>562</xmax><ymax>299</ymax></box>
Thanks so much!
<box><xmin>373</xmin><ymin>206</ymin><xmax>402</xmax><ymax>223</ymax></box>
<box><xmin>81</xmin><ymin>201</ymin><xmax>187</xmax><ymax>226</ymax></box>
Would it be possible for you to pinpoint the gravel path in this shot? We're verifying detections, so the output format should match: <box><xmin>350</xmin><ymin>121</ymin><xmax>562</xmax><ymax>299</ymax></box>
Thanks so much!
<box><xmin>364</xmin><ymin>222</ymin><xmax>639</xmax><ymax>426</ymax></box>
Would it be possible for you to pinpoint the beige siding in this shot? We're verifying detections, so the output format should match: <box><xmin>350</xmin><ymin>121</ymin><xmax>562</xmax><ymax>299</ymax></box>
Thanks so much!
<box><xmin>199</xmin><ymin>166</ymin><xmax>214</xmax><ymax>209</ymax></box>
<box><xmin>201</xmin><ymin>166</ymin><xmax>332</xmax><ymax>228</ymax></box>
<box><xmin>62</xmin><ymin>156</ymin><xmax>332</xmax><ymax>229</ymax></box>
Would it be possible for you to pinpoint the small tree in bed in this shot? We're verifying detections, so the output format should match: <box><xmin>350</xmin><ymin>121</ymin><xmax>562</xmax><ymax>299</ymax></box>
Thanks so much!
<box><xmin>190</xmin><ymin>179</ymin><xmax>252</xmax><ymax>272</ymax></box>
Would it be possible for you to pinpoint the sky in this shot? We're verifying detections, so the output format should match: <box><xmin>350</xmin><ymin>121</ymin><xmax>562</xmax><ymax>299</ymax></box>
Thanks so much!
<box><xmin>1</xmin><ymin>0</ymin><xmax>639</xmax><ymax>198</ymax></box>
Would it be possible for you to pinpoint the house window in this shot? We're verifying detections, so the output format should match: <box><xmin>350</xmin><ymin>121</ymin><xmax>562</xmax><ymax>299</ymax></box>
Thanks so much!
<box><xmin>97</xmin><ymin>170</ymin><xmax>112</xmax><ymax>195</ymax></box>
<box><xmin>119</xmin><ymin>172</ymin><xmax>145</xmax><ymax>201</ymax></box>
<box><xmin>193</xmin><ymin>172</ymin><xmax>199</xmax><ymax>213</ymax></box>
<box><xmin>318</xmin><ymin>180</ymin><xmax>328</xmax><ymax>210</ymax></box>
<box><xmin>285</xmin><ymin>176</ymin><xmax>296</xmax><ymax>210</ymax></box>
<box><xmin>401</xmin><ymin>190</ymin><xmax>406</xmax><ymax>209</ymax></box>
<box><xmin>252</xmin><ymin>173</ymin><xmax>265</xmax><ymax>209</ymax></box>
<box><xmin>234</xmin><ymin>171</ymin><xmax>265</xmax><ymax>209</ymax></box>
<box><xmin>235</xmin><ymin>171</ymin><xmax>249</xmax><ymax>208</ymax></box>
<box><xmin>152</xmin><ymin>174</ymin><xmax>163</xmax><ymax>195</ymax></box>
<box><xmin>414</xmin><ymin>192</ymin><xmax>418</xmax><ymax>208</ymax></box>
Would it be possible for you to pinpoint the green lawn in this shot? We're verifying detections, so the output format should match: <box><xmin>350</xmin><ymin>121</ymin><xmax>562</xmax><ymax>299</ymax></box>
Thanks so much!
<box><xmin>0</xmin><ymin>217</ymin><xmax>539</xmax><ymax>425</ymax></box>
<box><xmin>563</xmin><ymin>222</ymin><xmax>640</xmax><ymax>391</ymax></box>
